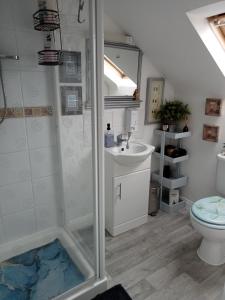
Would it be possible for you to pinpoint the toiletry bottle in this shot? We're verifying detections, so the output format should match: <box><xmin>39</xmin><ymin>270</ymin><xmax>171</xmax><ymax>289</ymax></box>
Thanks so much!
<box><xmin>104</xmin><ymin>123</ymin><xmax>114</xmax><ymax>148</ymax></box>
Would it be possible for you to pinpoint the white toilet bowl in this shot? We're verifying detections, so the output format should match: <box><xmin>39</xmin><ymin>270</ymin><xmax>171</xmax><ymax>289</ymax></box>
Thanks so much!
<box><xmin>190</xmin><ymin>196</ymin><xmax>225</xmax><ymax>266</ymax></box>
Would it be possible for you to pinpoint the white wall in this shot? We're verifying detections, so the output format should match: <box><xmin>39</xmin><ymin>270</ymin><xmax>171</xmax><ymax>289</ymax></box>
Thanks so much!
<box><xmin>176</xmin><ymin>93</ymin><xmax>225</xmax><ymax>202</ymax></box>
<box><xmin>0</xmin><ymin>0</ymin><xmax>59</xmax><ymax>244</ymax></box>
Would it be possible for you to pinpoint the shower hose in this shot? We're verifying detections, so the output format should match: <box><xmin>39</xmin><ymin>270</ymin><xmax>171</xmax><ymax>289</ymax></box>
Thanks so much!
<box><xmin>0</xmin><ymin>59</ymin><xmax>7</xmax><ymax>124</ymax></box>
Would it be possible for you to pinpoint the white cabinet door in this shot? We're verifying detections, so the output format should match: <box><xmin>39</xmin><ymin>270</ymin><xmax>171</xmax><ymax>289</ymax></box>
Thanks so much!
<box><xmin>113</xmin><ymin>169</ymin><xmax>150</xmax><ymax>226</ymax></box>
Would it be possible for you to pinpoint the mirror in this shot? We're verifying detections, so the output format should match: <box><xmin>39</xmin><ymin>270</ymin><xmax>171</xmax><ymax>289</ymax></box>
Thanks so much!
<box><xmin>104</xmin><ymin>41</ymin><xmax>142</xmax><ymax>104</ymax></box>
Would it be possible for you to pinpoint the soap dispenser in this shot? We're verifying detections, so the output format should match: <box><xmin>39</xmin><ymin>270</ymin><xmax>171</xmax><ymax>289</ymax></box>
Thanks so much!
<box><xmin>104</xmin><ymin>123</ymin><xmax>114</xmax><ymax>148</ymax></box>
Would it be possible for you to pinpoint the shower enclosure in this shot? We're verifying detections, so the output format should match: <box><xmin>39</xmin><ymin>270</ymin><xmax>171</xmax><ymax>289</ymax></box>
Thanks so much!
<box><xmin>0</xmin><ymin>0</ymin><xmax>106</xmax><ymax>299</ymax></box>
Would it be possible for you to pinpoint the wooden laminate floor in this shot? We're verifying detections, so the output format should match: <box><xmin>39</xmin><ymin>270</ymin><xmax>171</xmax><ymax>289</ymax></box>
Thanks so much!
<box><xmin>77</xmin><ymin>211</ymin><xmax>225</xmax><ymax>300</ymax></box>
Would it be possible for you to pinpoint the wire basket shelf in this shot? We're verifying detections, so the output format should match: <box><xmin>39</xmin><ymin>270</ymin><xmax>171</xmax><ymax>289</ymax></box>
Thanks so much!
<box><xmin>38</xmin><ymin>49</ymin><xmax>62</xmax><ymax>65</ymax></box>
<box><xmin>33</xmin><ymin>9</ymin><xmax>60</xmax><ymax>31</ymax></box>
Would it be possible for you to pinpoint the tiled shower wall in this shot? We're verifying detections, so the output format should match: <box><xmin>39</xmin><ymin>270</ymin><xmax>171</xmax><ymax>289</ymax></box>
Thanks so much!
<box><xmin>0</xmin><ymin>0</ymin><xmax>59</xmax><ymax>244</ymax></box>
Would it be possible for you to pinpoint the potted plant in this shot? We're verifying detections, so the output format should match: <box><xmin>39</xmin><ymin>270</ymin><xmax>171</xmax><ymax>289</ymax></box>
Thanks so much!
<box><xmin>154</xmin><ymin>100</ymin><xmax>191</xmax><ymax>132</ymax></box>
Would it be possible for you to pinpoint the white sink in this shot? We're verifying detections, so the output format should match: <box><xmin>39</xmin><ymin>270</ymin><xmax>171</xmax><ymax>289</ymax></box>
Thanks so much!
<box><xmin>105</xmin><ymin>142</ymin><xmax>155</xmax><ymax>165</ymax></box>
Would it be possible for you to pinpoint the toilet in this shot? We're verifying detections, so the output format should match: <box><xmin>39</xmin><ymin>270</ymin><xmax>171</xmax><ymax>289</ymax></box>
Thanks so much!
<box><xmin>190</xmin><ymin>154</ymin><xmax>225</xmax><ymax>265</ymax></box>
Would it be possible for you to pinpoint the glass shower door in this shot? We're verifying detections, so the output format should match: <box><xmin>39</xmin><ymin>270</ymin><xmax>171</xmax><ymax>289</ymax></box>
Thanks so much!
<box><xmin>0</xmin><ymin>0</ymin><xmax>105</xmax><ymax>298</ymax></box>
<box><xmin>54</xmin><ymin>0</ymin><xmax>105</xmax><ymax>296</ymax></box>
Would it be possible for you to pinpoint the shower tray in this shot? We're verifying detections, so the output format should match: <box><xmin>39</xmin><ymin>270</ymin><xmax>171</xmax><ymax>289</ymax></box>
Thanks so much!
<box><xmin>0</xmin><ymin>228</ymin><xmax>94</xmax><ymax>300</ymax></box>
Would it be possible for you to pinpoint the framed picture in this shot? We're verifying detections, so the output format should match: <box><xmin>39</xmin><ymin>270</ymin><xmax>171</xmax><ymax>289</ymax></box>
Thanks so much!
<box><xmin>205</xmin><ymin>98</ymin><xmax>222</xmax><ymax>116</ymax></box>
<box><xmin>203</xmin><ymin>124</ymin><xmax>219</xmax><ymax>142</ymax></box>
<box><xmin>59</xmin><ymin>51</ymin><xmax>82</xmax><ymax>84</ymax></box>
<box><xmin>145</xmin><ymin>77</ymin><xmax>165</xmax><ymax>124</ymax></box>
<box><xmin>60</xmin><ymin>86</ymin><xmax>82</xmax><ymax>115</ymax></box>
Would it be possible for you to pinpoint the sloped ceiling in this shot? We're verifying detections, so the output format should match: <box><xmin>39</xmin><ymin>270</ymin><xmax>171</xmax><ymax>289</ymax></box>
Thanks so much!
<box><xmin>104</xmin><ymin>0</ymin><xmax>225</xmax><ymax>96</ymax></box>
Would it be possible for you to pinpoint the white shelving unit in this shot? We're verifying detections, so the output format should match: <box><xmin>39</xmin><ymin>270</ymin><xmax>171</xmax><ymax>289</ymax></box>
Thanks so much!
<box><xmin>153</xmin><ymin>152</ymin><xmax>189</xmax><ymax>164</ymax></box>
<box><xmin>153</xmin><ymin>129</ymin><xmax>191</xmax><ymax>213</ymax></box>
<box><xmin>154</xmin><ymin>130</ymin><xmax>191</xmax><ymax>139</ymax></box>
<box><xmin>152</xmin><ymin>172</ymin><xmax>188</xmax><ymax>189</ymax></box>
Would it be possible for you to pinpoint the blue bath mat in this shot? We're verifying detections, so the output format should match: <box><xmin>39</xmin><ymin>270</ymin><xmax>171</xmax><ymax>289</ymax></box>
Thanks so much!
<box><xmin>0</xmin><ymin>239</ymin><xmax>85</xmax><ymax>300</ymax></box>
<box><xmin>92</xmin><ymin>284</ymin><xmax>132</xmax><ymax>300</ymax></box>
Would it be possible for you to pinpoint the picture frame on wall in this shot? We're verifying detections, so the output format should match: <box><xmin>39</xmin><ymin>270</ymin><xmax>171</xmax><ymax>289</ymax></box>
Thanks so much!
<box><xmin>145</xmin><ymin>77</ymin><xmax>165</xmax><ymax>124</ymax></box>
<box><xmin>59</xmin><ymin>51</ymin><xmax>82</xmax><ymax>84</ymax></box>
<box><xmin>203</xmin><ymin>124</ymin><xmax>219</xmax><ymax>143</ymax></box>
<box><xmin>60</xmin><ymin>86</ymin><xmax>83</xmax><ymax>115</ymax></box>
<box><xmin>205</xmin><ymin>98</ymin><xmax>222</xmax><ymax>116</ymax></box>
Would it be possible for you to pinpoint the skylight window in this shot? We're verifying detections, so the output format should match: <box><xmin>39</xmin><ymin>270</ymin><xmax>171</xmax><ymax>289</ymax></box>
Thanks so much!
<box><xmin>187</xmin><ymin>1</ymin><xmax>225</xmax><ymax>77</ymax></box>
<box><xmin>208</xmin><ymin>14</ymin><xmax>225</xmax><ymax>49</ymax></box>
<box><xmin>104</xmin><ymin>55</ymin><xmax>137</xmax><ymax>88</ymax></box>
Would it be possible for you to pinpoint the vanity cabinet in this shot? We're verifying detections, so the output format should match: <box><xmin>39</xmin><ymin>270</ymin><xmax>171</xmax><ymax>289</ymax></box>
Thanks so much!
<box><xmin>105</xmin><ymin>150</ymin><xmax>152</xmax><ymax>236</ymax></box>
<box><xmin>113</xmin><ymin>170</ymin><xmax>150</xmax><ymax>227</ymax></box>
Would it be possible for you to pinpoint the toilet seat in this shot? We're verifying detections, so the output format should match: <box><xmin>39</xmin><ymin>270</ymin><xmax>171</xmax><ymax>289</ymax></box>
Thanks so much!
<box><xmin>191</xmin><ymin>196</ymin><xmax>225</xmax><ymax>229</ymax></box>
<box><xmin>190</xmin><ymin>210</ymin><xmax>225</xmax><ymax>229</ymax></box>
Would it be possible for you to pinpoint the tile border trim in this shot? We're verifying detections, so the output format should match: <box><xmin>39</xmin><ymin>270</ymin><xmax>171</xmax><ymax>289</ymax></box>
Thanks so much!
<box><xmin>0</xmin><ymin>106</ymin><xmax>53</xmax><ymax>118</ymax></box>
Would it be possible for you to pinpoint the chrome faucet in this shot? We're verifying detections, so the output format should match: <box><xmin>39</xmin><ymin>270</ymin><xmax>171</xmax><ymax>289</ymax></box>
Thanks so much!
<box><xmin>117</xmin><ymin>134</ymin><xmax>127</xmax><ymax>146</ymax></box>
<box><xmin>126</xmin><ymin>132</ymin><xmax>132</xmax><ymax>149</ymax></box>
<box><xmin>117</xmin><ymin>132</ymin><xmax>132</xmax><ymax>149</ymax></box>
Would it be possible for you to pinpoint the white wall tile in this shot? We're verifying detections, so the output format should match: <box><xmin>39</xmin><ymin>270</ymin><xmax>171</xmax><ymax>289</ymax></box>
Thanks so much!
<box><xmin>63</xmin><ymin>147</ymin><xmax>93</xmax><ymax>222</ymax></box>
<box><xmin>83</xmin><ymin>111</ymin><xmax>92</xmax><ymax>147</ymax></box>
<box><xmin>0</xmin><ymin>29</ymin><xmax>17</xmax><ymax>57</ymax></box>
<box><xmin>0</xmin><ymin>0</ymin><xmax>65</xmax><ymax>243</ymax></box>
<box><xmin>16</xmin><ymin>30</ymin><xmax>45</xmax><ymax>71</ymax></box>
<box><xmin>30</xmin><ymin>146</ymin><xmax>58</xmax><ymax>179</ymax></box>
<box><xmin>26</xmin><ymin>117</ymin><xmax>57</xmax><ymax>149</ymax></box>
<box><xmin>61</xmin><ymin>115</ymin><xmax>84</xmax><ymax>133</ymax></box>
<box><xmin>21</xmin><ymin>70</ymin><xmax>53</xmax><ymax>106</ymax></box>
<box><xmin>0</xmin><ymin>119</ymin><xmax>27</xmax><ymax>154</ymax></box>
<box><xmin>60</xmin><ymin>0</ymin><xmax>77</xmax><ymax>15</ymax></box>
<box><xmin>0</xmin><ymin>151</ymin><xmax>30</xmax><ymax>186</ymax></box>
<box><xmin>61</xmin><ymin>116</ymin><xmax>84</xmax><ymax>158</ymax></box>
<box><xmin>36</xmin><ymin>204</ymin><xmax>57</xmax><ymax>230</ymax></box>
<box><xmin>0</xmin><ymin>0</ymin><xmax>14</xmax><ymax>30</ymax></box>
<box><xmin>0</xmin><ymin>29</ymin><xmax>19</xmax><ymax>71</ymax></box>
<box><xmin>33</xmin><ymin>176</ymin><xmax>59</xmax><ymax>207</ymax></box>
<box><xmin>0</xmin><ymin>71</ymin><xmax>23</xmax><ymax>107</ymax></box>
<box><xmin>0</xmin><ymin>181</ymin><xmax>33</xmax><ymax>216</ymax></box>
<box><xmin>3</xmin><ymin>208</ymin><xmax>36</xmax><ymax>242</ymax></box>
<box><xmin>112</xmin><ymin>109</ymin><xmax>125</xmax><ymax>129</ymax></box>
<box><xmin>12</xmin><ymin>0</ymin><xmax>36</xmax><ymax>31</ymax></box>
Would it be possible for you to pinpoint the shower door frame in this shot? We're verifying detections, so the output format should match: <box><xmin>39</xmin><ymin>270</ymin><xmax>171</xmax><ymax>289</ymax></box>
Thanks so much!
<box><xmin>90</xmin><ymin>0</ymin><xmax>105</xmax><ymax>281</ymax></box>
<box><xmin>55</xmin><ymin>0</ymin><xmax>107</xmax><ymax>298</ymax></box>
<box><xmin>86</xmin><ymin>0</ymin><xmax>106</xmax><ymax>290</ymax></box>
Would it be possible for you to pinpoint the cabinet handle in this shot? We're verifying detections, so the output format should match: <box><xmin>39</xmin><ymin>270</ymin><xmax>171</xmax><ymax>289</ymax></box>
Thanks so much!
<box><xmin>119</xmin><ymin>183</ymin><xmax>122</xmax><ymax>200</ymax></box>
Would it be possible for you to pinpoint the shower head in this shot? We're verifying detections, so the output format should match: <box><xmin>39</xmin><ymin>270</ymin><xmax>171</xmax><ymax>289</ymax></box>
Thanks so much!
<box><xmin>0</xmin><ymin>54</ymin><xmax>19</xmax><ymax>60</ymax></box>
